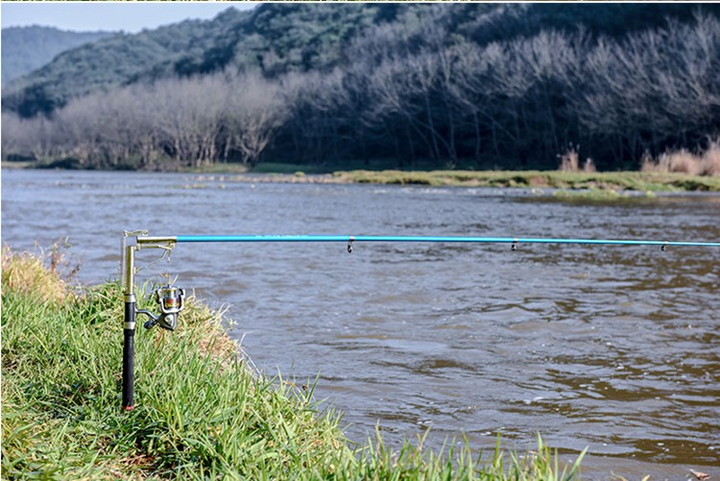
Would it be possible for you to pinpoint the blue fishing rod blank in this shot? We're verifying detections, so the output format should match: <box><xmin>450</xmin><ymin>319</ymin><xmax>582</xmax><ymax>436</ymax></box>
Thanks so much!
<box><xmin>174</xmin><ymin>235</ymin><xmax>720</xmax><ymax>248</ymax></box>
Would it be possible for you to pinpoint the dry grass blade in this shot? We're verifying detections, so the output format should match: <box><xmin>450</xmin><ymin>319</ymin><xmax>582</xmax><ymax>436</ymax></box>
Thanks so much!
<box><xmin>690</xmin><ymin>469</ymin><xmax>711</xmax><ymax>481</ymax></box>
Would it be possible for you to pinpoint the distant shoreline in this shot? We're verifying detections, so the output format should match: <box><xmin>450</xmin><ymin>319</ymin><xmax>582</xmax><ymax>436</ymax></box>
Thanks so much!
<box><xmin>4</xmin><ymin>161</ymin><xmax>720</xmax><ymax>193</ymax></box>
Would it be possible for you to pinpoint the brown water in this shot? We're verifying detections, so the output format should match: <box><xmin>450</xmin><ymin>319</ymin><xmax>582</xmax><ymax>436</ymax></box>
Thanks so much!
<box><xmin>2</xmin><ymin>169</ymin><xmax>719</xmax><ymax>478</ymax></box>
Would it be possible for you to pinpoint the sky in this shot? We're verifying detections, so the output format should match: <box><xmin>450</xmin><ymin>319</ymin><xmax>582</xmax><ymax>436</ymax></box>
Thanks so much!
<box><xmin>0</xmin><ymin>2</ymin><xmax>258</xmax><ymax>33</ymax></box>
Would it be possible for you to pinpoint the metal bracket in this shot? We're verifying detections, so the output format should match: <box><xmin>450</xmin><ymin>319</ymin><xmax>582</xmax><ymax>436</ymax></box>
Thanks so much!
<box><xmin>135</xmin><ymin>244</ymin><xmax>174</xmax><ymax>274</ymax></box>
<box><xmin>132</xmin><ymin>234</ymin><xmax>177</xmax><ymax>273</ymax></box>
<box><xmin>121</xmin><ymin>231</ymin><xmax>177</xmax><ymax>298</ymax></box>
<box><xmin>124</xmin><ymin>229</ymin><xmax>149</xmax><ymax>239</ymax></box>
<box><xmin>121</xmin><ymin>231</ymin><xmax>148</xmax><ymax>284</ymax></box>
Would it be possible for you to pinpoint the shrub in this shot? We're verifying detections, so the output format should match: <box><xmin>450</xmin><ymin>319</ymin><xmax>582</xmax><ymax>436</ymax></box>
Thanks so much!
<box><xmin>700</xmin><ymin>139</ymin><xmax>720</xmax><ymax>176</ymax></box>
<box><xmin>640</xmin><ymin>150</ymin><xmax>658</xmax><ymax>173</ymax></box>
<box><xmin>640</xmin><ymin>141</ymin><xmax>720</xmax><ymax>177</ymax></box>
<box><xmin>658</xmin><ymin>149</ymin><xmax>702</xmax><ymax>175</ymax></box>
<box><xmin>582</xmin><ymin>158</ymin><xmax>596</xmax><ymax>173</ymax></box>
<box><xmin>558</xmin><ymin>146</ymin><xmax>579</xmax><ymax>173</ymax></box>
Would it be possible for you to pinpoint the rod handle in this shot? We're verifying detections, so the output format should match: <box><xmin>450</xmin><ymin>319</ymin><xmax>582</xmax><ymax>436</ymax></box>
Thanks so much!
<box><xmin>122</xmin><ymin>302</ymin><xmax>136</xmax><ymax>410</ymax></box>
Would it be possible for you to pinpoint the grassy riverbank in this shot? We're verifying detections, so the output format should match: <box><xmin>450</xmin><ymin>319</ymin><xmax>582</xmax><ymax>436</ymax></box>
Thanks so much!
<box><xmin>1</xmin><ymin>247</ymin><xmax>585</xmax><ymax>479</ymax></box>
<box><xmin>331</xmin><ymin>169</ymin><xmax>720</xmax><ymax>192</ymax></box>
<box><xmin>5</xmin><ymin>158</ymin><xmax>720</xmax><ymax>193</ymax></box>
<box><xmin>187</xmin><ymin>163</ymin><xmax>720</xmax><ymax>193</ymax></box>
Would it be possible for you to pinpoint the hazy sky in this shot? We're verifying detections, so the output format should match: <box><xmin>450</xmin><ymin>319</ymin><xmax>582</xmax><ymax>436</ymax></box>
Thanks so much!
<box><xmin>1</xmin><ymin>2</ymin><xmax>258</xmax><ymax>33</ymax></box>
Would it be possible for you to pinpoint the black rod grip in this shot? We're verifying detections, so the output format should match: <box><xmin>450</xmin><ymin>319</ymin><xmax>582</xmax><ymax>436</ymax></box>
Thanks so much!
<box><xmin>122</xmin><ymin>302</ymin><xmax>136</xmax><ymax>410</ymax></box>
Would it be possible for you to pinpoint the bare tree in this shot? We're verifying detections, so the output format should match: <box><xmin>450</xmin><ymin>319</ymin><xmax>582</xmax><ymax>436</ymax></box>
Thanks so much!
<box><xmin>224</xmin><ymin>72</ymin><xmax>288</xmax><ymax>166</ymax></box>
<box><xmin>152</xmin><ymin>75</ymin><xmax>227</xmax><ymax>168</ymax></box>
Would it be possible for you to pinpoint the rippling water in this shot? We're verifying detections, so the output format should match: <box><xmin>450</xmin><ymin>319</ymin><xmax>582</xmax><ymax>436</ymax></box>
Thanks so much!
<box><xmin>2</xmin><ymin>169</ymin><xmax>719</xmax><ymax>478</ymax></box>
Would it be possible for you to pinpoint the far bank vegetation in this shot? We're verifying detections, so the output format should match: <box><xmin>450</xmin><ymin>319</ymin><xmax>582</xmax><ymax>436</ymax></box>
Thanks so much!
<box><xmin>2</xmin><ymin>8</ymin><xmax>719</xmax><ymax>174</ymax></box>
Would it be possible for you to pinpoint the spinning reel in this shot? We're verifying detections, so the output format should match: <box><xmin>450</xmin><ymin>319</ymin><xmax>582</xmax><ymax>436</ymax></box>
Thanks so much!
<box><xmin>137</xmin><ymin>284</ymin><xmax>186</xmax><ymax>331</ymax></box>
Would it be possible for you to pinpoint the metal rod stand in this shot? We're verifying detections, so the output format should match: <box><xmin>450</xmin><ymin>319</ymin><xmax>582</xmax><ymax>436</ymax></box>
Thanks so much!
<box><xmin>120</xmin><ymin>231</ymin><xmax>176</xmax><ymax>410</ymax></box>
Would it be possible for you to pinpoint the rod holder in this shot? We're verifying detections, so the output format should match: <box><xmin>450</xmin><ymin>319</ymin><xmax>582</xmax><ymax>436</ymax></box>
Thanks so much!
<box><xmin>121</xmin><ymin>231</ymin><xmax>179</xmax><ymax>411</ymax></box>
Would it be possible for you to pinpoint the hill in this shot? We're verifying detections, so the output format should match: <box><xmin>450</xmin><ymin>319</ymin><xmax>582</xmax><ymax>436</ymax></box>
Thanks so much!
<box><xmin>1</xmin><ymin>10</ymin><xmax>246</xmax><ymax>116</ymax></box>
<box><xmin>3</xmin><ymin>3</ymin><xmax>715</xmax><ymax>117</ymax></box>
<box><xmin>2</xmin><ymin>3</ymin><xmax>719</xmax><ymax>172</ymax></box>
<box><xmin>1</xmin><ymin>26</ymin><xmax>115</xmax><ymax>87</ymax></box>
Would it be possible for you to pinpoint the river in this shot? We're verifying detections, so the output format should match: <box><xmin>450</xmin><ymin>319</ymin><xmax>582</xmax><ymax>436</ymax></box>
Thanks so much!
<box><xmin>2</xmin><ymin>169</ymin><xmax>719</xmax><ymax>478</ymax></box>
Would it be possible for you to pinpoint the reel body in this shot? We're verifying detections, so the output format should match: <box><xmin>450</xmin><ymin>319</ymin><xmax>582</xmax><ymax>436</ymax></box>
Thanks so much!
<box><xmin>138</xmin><ymin>285</ymin><xmax>185</xmax><ymax>331</ymax></box>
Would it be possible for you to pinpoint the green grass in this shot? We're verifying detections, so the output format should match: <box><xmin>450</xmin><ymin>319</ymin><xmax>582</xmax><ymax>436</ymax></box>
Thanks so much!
<box><xmin>0</xmin><ymin>160</ymin><xmax>35</xmax><ymax>169</ymax></box>
<box><xmin>332</xmin><ymin>170</ymin><xmax>720</xmax><ymax>192</ymax></box>
<box><xmin>2</xmin><ymin>247</ymin><xmax>586</xmax><ymax>479</ymax></box>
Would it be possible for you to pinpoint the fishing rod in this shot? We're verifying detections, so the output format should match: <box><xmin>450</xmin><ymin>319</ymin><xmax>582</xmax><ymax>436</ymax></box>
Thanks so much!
<box><xmin>119</xmin><ymin>230</ymin><xmax>720</xmax><ymax>410</ymax></box>
<box><xmin>170</xmin><ymin>234</ymin><xmax>720</xmax><ymax>249</ymax></box>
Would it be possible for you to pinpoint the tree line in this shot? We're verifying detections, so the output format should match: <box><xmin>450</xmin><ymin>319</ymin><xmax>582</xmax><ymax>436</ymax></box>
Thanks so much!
<box><xmin>3</xmin><ymin>11</ymin><xmax>719</xmax><ymax>171</ymax></box>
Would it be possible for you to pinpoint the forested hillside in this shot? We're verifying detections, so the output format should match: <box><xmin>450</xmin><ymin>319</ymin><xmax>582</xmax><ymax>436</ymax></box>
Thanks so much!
<box><xmin>2</xmin><ymin>3</ymin><xmax>719</xmax><ymax>171</ymax></box>
<box><xmin>1</xmin><ymin>26</ymin><xmax>115</xmax><ymax>86</ymax></box>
